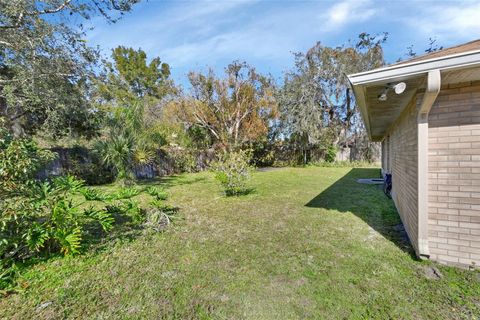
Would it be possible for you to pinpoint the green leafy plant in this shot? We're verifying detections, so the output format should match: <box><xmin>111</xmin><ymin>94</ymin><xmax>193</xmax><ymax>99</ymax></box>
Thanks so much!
<box><xmin>150</xmin><ymin>200</ymin><xmax>179</xmax><ymax>215</ymax></box>
<box><xmin>0</xmin><ymin>123</ymin><xmax>55</xmax><ymax>196</ymax></box>
<box><xmin>95</xmin><ymin>102</ymin><xmax>167</xmax><ymax>184</ymax></box>
<box><xmin>325</xmin><ymin>145</ymin><xmax>337</xmax><ymax>163</ymax></box>
<box><xmin>212</xmin><ymin>150</ymin><xmax>254</xmax><ymax>196</ymax></box>
<box><xmin>84</xmin><ymin>207</ymin><xmax>115</xmax><ymax>232</ymax></box>
<box><xmin>0</xmin><ymin>261</ymin><xmax>21</xmax><ymax>295</ymax></box>
<box><xmin>169</xmin><ymin>148</ymin><xmax>198</xmax><ymax>173</ymax></box>
<box><xmin>11</xmin><ymin>178</ymin><xmax>116</xmax><ymax>257</ymax></box>
<box><xmin>0</xmin><ymin>170</ymin><xmax>115</xmax><ymax>292</ymax></box>
<box><xmin>146</xmin><ymin>186</ymin><xmax>168</xmax><ymax>200</ymax></box>
<box><xmin>106</xmin><ymin>199</ymin><xmax>144</xmax><ymax>224</ymax></box>
<box><xmin>114</xmin><ymin>187</ymin><xmax>140</xmax><ymax>199</ymax></box>
<box><xmin>80</xmin><ymin>188</ymin><xmax>111</xmax><ymax>201</ymax></box>
<box><xmin>120</xmin><ymin>199</ymin><xmax>144</xmax><ymax>224</ymax></box>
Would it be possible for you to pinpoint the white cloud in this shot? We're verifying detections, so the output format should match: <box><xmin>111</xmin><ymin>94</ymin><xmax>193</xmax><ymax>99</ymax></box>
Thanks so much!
<box><xmin>89</xmin><ymin>1</ymin><xmax>328</xmax><ymax>72</ymax></box>
<box><xmin>409</xmin><ymin>2</ymin><xmax>480</xmax><ymax>40</ymax></box>
<box><xmin>323</xmin><ymin>0</ymin><xmax>377</xmax><ymax>30</ymax></box>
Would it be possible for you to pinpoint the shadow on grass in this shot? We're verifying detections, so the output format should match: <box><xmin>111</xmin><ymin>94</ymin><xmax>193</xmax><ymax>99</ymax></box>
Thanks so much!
<box><xmin>138</xmin><ymin>176</ymin><xmax>207</xmax><ymax>188</ymax></box>
<box><xmin>224</xmin><ymin>187</ymin><xmax>256</xmax><ymax>197</ymax></box>
<box><xmin>84</xmin><ymin>175</ymin><xmax>197</xmax><ymax>252</ymax></box>
<box><xmin>82</xmin><ymin>212</ymin><xmax>145</xmax><ymax>254</ymax></box>
<box><xmin>305</xmin><ymin>168</ymin><xmax>417</xmax><ymax>259</ymax></box>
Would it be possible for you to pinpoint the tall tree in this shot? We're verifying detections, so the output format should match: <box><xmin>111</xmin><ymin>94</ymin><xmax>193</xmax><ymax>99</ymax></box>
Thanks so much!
<box><xmin>97</xmin><ymin>46</ymin><xmax>173</xmax><ymax>106</ymax></box>
<box><xmin>168</xmin><ymin>61</ymin><xmax>278</xmax><ymax>151</ymax></box>
<box><xmin>0</xmin><ymin>0</ymin><xmax>139</xmax><ymax>138</ymax></box>
<box><xmin>278</xmin><ymin>32</ymin><xmax>387</xmax><ymax>162</ymax></box>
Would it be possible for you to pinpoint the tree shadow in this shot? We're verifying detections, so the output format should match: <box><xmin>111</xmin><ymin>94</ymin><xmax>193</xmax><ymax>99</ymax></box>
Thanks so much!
<box><xmin>82</xmin><ymin>212</ymin><xmax>145</xmax><ymax>254</ymax></box>
<box><xmin>137</xmin><ymin>175</ymin><xmax>207</xmax><ymax>188</ymax></box>
<box><xmin>305</xmin><ymin>168</ymin><xmax>417</xmax><ymax>259</ymax></box>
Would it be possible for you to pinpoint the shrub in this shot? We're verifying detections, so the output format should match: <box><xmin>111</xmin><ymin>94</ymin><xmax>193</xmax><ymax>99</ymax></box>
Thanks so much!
<box><xmin>1</xmin><ymin>176</ymin><xmax>115</xmax><ymax>269</ymax></box>
<box><xmin>212</xmin><ymin>150</ymin><xmax>254</xmax><ymax>196</ymax></box>
<box><xmin>169</xmin><ymin>148</ymin><xmax>198</xmax><ymax>173</ymax></box>
<box><xmin>95</xmin><ymin>132</ymin><xmax>137</xmax><ymax>183</ymax></box>
<box><xmin>325</xmin><ymin>145</ymin><xmax>337</xmax><ymax>163</ymax></box>
<box><xmin>309</xmin><ymin>160</ymin><xmax>378</xmax><ymax>168</ymax></box>
<box><xmin>249</xmin><ymin>141</ymin><xmax>275</xmax><ymax>167</ymax></box>
<box><xmin>121</xmin><ymin>199</ymin><xmax>145</xmax><ymax>224</ymax></box>
<box><xmin>0</xmin><ymin>127</ymin><xmax>118</xmax><ymax>291</ymax></box>
<box><xmin>0</xmin><ymin>126</ymin><xmax>55</xmax><ymax>195</ymax></box>
<box><xmin>150</xmin><ymin>200</ymin><xmax>179</xmax><ymax>215</ymax></box>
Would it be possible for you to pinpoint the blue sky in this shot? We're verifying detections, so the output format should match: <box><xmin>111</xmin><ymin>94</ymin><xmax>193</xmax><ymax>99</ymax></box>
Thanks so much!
<box><xmin>87</xmin><ymin>0</ymin><xmax>480</xmax><ymax>87</ymax></box>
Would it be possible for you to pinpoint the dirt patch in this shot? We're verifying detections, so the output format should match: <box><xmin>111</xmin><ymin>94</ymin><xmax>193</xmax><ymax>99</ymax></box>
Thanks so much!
<box><xmin>420</xmin><ymin>266</ymin><xmax>443</xmax><ymax>280</ymax></box>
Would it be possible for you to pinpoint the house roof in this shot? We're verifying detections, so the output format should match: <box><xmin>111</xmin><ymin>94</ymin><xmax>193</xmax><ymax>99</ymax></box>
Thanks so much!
<box><xmin>348</xmin><ymin>39</ymin><xmax>480</xmax><ymax>141</ymax></box>
<box><xmin>392</xmin><ymin>39</ymin><xmax>480</xmax><ymax>66</ymax></box>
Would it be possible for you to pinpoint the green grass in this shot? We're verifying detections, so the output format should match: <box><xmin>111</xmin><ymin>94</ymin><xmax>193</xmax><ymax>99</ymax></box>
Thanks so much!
<box><xmin>1</xmin><ymin>167</ymin><xmax>479</xmax><ymax>319</ymax></box>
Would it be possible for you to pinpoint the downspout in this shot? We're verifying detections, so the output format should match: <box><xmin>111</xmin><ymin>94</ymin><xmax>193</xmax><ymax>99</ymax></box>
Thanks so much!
<box><xmin>417</xmin><ymin>69</ymin><xmax>441</xmax><ymax>258</ymax></box>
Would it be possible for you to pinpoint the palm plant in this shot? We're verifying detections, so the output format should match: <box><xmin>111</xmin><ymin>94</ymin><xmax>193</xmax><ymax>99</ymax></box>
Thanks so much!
<box><xmin>96</xmin><ymin>102</ymin><xmax>163</xmax><ymax>183</ymax></box>
<box><xmin>96</xmin><ymin>131</ymin><xmax>136</xmax><ymax>182</ymax></box>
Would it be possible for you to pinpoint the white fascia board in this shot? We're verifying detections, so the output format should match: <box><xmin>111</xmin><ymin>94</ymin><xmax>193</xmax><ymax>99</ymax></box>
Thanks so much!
<box><xmin>348</xmin><ymin>50</ymin><xmax>480</xmax><ymax>86</ymax></box>
<box><xmin>351</xmin><ymin>84</ymin><xmax>372</xmax><ymax>139</ymax></box>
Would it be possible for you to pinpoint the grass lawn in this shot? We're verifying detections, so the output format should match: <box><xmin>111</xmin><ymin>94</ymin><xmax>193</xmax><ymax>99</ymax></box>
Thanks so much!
<box><xmin>1</xmin><ymin>167</ymin><xmax>479</xmax><ymax>319</ymax></box>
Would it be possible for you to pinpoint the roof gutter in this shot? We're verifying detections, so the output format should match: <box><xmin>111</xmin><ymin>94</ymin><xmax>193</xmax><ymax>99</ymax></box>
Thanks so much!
<box><xmin>417</xmin><ymin>69</ymin><xmax>441</xmax><ymax>258</ymax></box>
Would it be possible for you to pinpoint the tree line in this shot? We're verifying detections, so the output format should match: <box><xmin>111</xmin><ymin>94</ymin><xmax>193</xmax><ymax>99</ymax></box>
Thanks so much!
<box><xmin>1</xmin><ymin>1</ymin><xmax>405</xmax><ymax>183</ymax></box>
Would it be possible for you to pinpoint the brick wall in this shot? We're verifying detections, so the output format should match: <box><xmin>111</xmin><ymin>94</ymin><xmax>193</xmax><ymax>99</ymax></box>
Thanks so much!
<box><xmin>386</xmin><ymin>97</ymin><xmax>420</xmax><ymax>253</ymax></box>
<box><xmin>428</xmin><ymin>82</ymin><xmax>480</xmax><ymax>267</ymax></box>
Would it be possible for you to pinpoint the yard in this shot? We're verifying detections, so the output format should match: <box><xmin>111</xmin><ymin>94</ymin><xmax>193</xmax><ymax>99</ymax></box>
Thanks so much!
<box><xmin>1</xmin><ymin>167</ymin><xmax>479</xmax><ymax>319</ymax></box>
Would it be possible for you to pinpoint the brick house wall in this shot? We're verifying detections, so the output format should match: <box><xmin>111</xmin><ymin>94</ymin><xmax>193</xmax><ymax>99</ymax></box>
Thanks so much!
<box><xmin>380</xmin><ymin>83</ymin><xmax>480</xmax><ymax>267</ymax></box>
<box><xmin>427</xmin><ymin>82</ymin><xmax>480</xmax><ymax>267</ymax></box>
<box><xmin>385</xmin><ymin>98</ymin><xmax>420</xmax><ymax>253</ymax></box>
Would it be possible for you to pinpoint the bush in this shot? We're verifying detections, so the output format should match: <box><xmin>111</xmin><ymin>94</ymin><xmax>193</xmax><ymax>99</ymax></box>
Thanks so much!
<box><xmin>0</xmin><ymin>128</ymin><xmax>119</xmax><ymax>291</ymax></box>
<box><xmin>0</xmin><ymin>126</ymin><xmax>180</xmax><ymax>292</ymax></box>
<box><xmin>0</xmin><ymin>127</ymin><xmax>55</xmax><ymax>195</ymax></box>
<box><xmin>325</xmin><ymin>145</ymin><xmax>337</xmax><ymax>163</ymax></box>
<box><xmin>169</xmin><ymin>148</ymin><xmax>198</xmax><ymax>173</ymax></box>
<box><xmin>249</xmin><ymin>141</ymin><xmax>275</xmax><ymax>167</ymax></box>
<box><xmin>212</xmin><ymin>150</ymin><xmax>254</xmax><ymax>196</ymax></box>
<box><xmin>0</xmin><ymin>175</ymin><xmax>116</xmax><ymax>292</ymax></box>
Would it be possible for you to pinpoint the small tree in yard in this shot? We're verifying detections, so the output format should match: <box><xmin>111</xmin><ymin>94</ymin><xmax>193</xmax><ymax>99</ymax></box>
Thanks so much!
<box><xmin>213</xmin><ymin>150</ymin><xmax>253</xmax><ymax>196</ymax></box>
<box><xmin>167</xmin><ymin>61</ymin><xmax>278</xmax><ymax>151</ymax></box>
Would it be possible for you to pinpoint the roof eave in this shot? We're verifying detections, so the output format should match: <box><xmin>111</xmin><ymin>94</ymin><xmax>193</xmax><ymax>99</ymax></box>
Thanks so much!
<box><xmin>348</xmin><ymin>49</ymin><xmax>480</xmax><ymax>141</ymax></box>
